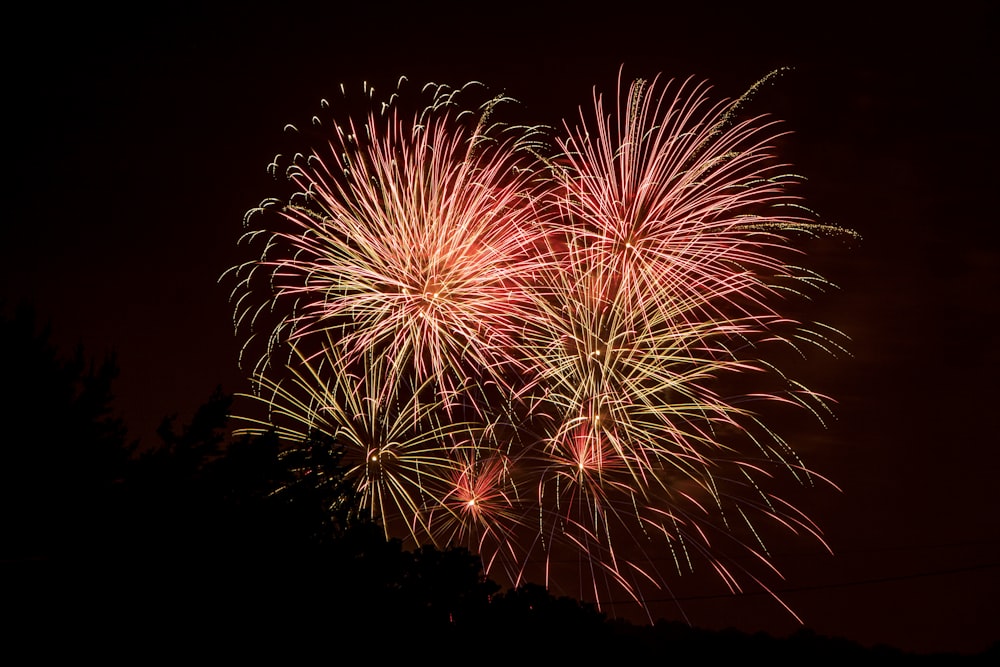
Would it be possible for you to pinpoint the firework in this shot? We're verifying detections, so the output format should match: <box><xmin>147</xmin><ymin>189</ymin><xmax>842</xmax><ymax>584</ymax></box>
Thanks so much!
<box><xmin>241</xmin><ymin>336</ymin><xmax>485</xmax><ymax>543</ymax></box>
<box><xmin>228</xmin><ymin>70</ymin><xmax>853</xmax><ymax>622</ymax></box>
<box><xmin>513</xmin><ymin>70</ymin><xmax>844</xmax><ymax>599</ymax></box>
<box><xmin>228</xmin><ymin>79</ymin><xmax>550</xmax><ymax>411</ymax></box>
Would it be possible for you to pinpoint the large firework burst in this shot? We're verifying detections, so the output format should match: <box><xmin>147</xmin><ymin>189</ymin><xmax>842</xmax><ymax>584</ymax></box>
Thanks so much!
<box><xmin>229</xmin><ymin>80</ymin><xmax>549</xmax><ymax>411</ymax></box>
<box><xmin>227</xmin><ymin>71</ymin><xmax>854</xmax><ymax>622</ymax></box>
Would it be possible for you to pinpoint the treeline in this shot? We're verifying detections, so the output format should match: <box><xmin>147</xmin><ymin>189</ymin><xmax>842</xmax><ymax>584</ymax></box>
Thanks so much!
<box><xmin>1</xmin><ymin>306</ymin><xmax>990</xmax><ymax>662</ymax></box>
<box><xmin>0</xmin><ymin>305</ymin><xmax>611</xmax><ymax>657</ymax></box>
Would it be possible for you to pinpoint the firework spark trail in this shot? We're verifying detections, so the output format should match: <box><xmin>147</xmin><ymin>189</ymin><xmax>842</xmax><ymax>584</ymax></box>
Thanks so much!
<box><xmin>227</xmin><ymin>70</ymin><xmax>855</xmax><ymax>622</ymax></box>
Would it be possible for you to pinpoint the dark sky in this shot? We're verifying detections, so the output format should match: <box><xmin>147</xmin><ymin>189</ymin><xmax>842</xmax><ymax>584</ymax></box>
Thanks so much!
<box><xmin>4</xmin><ymin>1</ymin><xmax>997</xmax><ymax>656</ymax></box>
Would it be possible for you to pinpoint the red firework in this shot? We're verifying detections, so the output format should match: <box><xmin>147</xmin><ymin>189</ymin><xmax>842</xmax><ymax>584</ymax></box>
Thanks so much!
<box><xmin>228</xmin><ymin>70</ymin><xmax>854</xmax><ymax>623</ymax></box>
<box><xmin>230</xmin><ymin>80</ymin><xmax>550</xmax><ymax>412</ymax></box>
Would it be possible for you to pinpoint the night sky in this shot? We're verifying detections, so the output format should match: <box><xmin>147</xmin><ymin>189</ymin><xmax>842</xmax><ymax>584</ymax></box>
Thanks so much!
<box><xmin>4</xmin><ymin>1</ymin><xmax>997</xmax><ymax>656</ymax></box>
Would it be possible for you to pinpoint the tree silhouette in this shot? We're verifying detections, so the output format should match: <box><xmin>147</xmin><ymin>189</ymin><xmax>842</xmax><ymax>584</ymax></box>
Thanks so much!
<box><xmin>1</xmin><ymin>305</ymin><xmax>989</xmax><ymax>662</ymax></box>
<box><xmin>0</xmin><ymin>303</ymin><xmax>130</xmax><ymax>562</ymax></box>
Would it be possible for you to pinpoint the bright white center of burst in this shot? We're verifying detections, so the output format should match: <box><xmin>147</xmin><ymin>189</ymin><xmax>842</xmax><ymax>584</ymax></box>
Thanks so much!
<box><xmin>422</xmin><ymin>279</ymin><xmax>443</xmax><ymax>299</ymax></box>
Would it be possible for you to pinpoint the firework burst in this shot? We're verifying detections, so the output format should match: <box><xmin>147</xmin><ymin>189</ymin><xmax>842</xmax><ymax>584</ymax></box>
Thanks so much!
<box><xmin>241</xmin><ymin>337</ymin><xmax>484</xmax><ymax>544</ymax></box>
<box><xmin>228</xmin><ymin>79</ymin><xmax>550</xmax><ymax>411</ymax></box>
<box><xmin>227</xmin><ymin>69</ymin><xmax>854</xmax><ymax>622</ymax></box>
